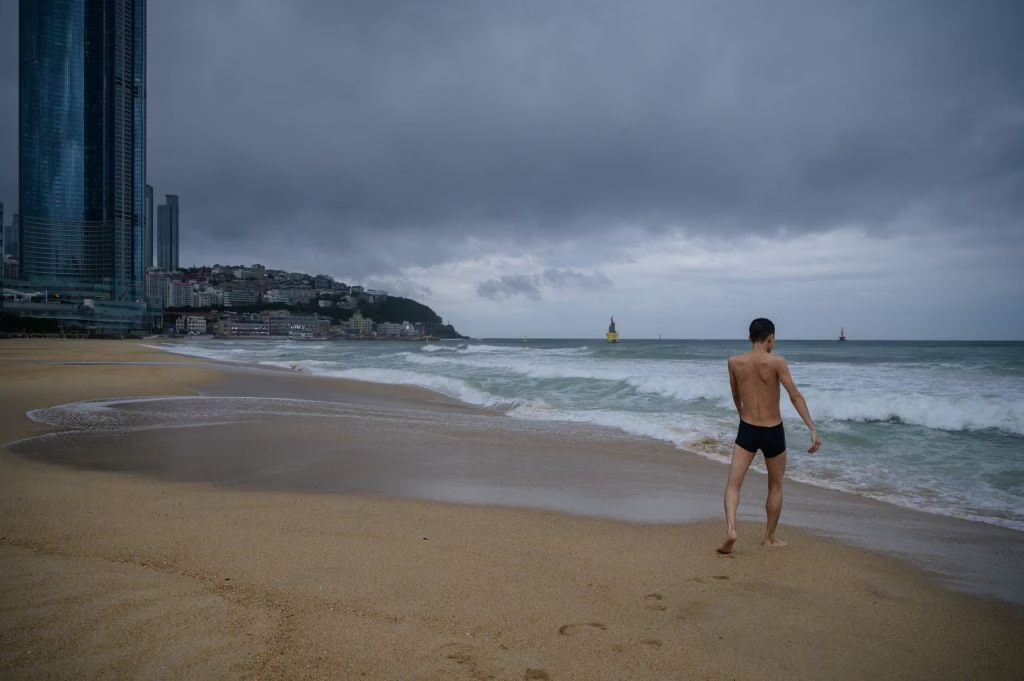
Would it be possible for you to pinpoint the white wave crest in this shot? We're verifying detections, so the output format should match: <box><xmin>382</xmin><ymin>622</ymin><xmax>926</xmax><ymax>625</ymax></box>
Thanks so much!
<box><xmin>507</xmin><ymin>403</ymin><xmax>721</xmax><ymax>449</ymax></box>
<box><xmin>419</xmin><ymin>343</ymin><xmax>466</xmax><ymax>353</ymax></box>
<box><xmin>316</xmin><ymin>367</ymin><xmax>515</xmax><ymax>408</ymax></box>
<box><xmin>453</xmin><ymin>343</ymin><xmax>592</xmax><ymax>357</ymax></box>
<box><xmin>803</xmin><ymin>390</ymin><xmax>1024</xmax><ymax>435</ymax></box>
<box><xmin>625</xmin><ymin>373</ymin><xmax>731</xmax><ymax>403</ymax></box>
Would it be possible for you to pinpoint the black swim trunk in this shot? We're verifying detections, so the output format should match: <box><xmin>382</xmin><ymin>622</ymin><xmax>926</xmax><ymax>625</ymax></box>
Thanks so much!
<box><xmin>735</xmin><ymin>420</ymin><xmax>787</xmax><ymax>458</ymax></box>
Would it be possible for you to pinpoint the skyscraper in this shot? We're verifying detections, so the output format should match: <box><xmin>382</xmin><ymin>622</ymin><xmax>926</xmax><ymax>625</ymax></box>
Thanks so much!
<box><xmin>143</xmin><ymin>183</ymin><xmax>153</xmax><ymax>269</ymax></box>
<box><xmin>12</xmin><ymin>215</ymin><xmax>20</xmax><ymax>260</ymax></box>
<box><xmin>156</xmin><ymin>194</ymin><xmax>179</xmax><ymax>271</ymax></box>
<box><xmin>156</xmin><ymin>203</ymin><xmax>168</xmax><ymax>269</ymax></box>
<box><xmin>4</xmin><ymin>214</ymin><xmax>20</xmax><ymax>262</ymax></box>
<box><xmin>19</xmin><ymin>0</ymin><xmax>147</xmax><ymax>300</ymax></box>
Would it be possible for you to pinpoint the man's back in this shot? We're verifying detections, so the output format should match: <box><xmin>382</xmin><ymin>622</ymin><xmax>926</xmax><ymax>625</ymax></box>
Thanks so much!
<box><xmin>728</xmin><ymin>351</ymin><xmax>782</xmax><ymax>426</ymax></box>
<box><xmin>718</xmin><ymin>318</ymin><xmax>820</xmax><ymax>554</ymax></box>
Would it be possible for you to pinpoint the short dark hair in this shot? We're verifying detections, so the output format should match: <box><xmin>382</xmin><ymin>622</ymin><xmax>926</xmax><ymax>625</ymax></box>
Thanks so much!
<box><xmin>749</xmin><ymin>318</ymin><xmax>775</xmax><ymax>343</ymax></box>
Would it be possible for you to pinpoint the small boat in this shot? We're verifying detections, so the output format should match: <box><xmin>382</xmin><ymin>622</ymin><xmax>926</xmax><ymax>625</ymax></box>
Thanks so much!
<box><xmin>839</xmin><ymin>326</ymin><xmax>847</xmax><ymax>341</ymax></box>
<box><xmin>606</xmin><ymin>316</ymin><xmax>619</xmax><ymax>343</ymax></box>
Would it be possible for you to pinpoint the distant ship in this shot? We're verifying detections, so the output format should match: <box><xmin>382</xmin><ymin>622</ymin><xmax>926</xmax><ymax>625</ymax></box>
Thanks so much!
<box><xmin>839</xmin><ymin>326</ymin><xmax>847</xmax><ymax>341</ymax></box>
<box><xmin>606</xmin><ymin>316</ymin><xmax>619</xmax><ymax>343</ymax></box>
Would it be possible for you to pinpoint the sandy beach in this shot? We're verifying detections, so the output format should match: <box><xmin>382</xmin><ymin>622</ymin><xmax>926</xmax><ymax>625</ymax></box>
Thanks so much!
<box><xmin>2</xmin><ymin>339</ymin><xmax>1023</xmax><ymax>680</ymax></box>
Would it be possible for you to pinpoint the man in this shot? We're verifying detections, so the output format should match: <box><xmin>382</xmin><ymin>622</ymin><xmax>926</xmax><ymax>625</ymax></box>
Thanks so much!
<box><xmin>718</xmin><ymin>318</ymin><xmax>821</xmax><ymax>554</ymax></box>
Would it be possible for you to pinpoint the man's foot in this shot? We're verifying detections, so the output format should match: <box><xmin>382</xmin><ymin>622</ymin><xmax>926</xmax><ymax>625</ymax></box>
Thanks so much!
<box><xmin>717</xmin><ymin>531</ymin><xmax>738</xmax><ymax>554</ymax></box>
<box><xmin>762</xmin><ymin>537</ymin><xmax>788</xmax><ymax>548</ymax></box>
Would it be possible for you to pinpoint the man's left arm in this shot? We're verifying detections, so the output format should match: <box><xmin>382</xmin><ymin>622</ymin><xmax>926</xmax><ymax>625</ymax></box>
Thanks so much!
<box><xmin>777</xmin><ymin>357</ymin><xmax>821</xmax><ymax>453</ymax></box>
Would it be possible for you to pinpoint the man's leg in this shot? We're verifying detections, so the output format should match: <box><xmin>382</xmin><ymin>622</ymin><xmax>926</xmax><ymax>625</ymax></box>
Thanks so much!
<box><xmin>762</xmin><ymin>452</ymin><xmax>788</xmax><ymax>547</ymax></box>
<box><xmin>718</xmin><ymin>445</ymin><xmax>755</xmax><ymax>554</ymax></box>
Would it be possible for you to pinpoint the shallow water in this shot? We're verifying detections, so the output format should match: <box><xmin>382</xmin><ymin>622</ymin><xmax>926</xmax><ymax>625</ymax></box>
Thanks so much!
<box><xmin>147</xmin><ymin>337</ymin><xmax>1024</xmax><ymax>532</ymax></box>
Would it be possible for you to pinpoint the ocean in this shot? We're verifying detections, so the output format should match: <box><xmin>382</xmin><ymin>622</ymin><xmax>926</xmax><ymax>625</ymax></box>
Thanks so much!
<box><xmin>153</xmin><ymin>337</ymin><xmax>1024</xmax><ymax>533</ymax></box>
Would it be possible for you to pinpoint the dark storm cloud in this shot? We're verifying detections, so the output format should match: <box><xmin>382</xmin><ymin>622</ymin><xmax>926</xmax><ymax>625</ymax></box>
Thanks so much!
<box><xmin>477</xmin><ymin>275</ymin><xmax>543</xmax><ymax>302</ymax></box>
<box><xmin>2</xmin><ymin>0</ymin><xmax>1022</xmax><ymax>277</ymax></box>
<box><xmin>540</xmin><ymin>268</ymin><xmax>612</xmax><ymax>289</ymax></box>
<box><xmin>476</xmin><ymin>267</ymin><xmax>612</xmax><ymax>301</ymax></box>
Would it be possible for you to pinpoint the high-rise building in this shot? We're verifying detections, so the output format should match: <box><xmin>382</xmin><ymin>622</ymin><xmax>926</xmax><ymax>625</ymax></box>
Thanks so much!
<box><xmin>156</xmin><ymin>194</ymin><xmax>179</xmax><ymax>271</ymax></box>
<box><xmin>143</xmin><ymin>184</ymin><xmax>154</xmax><ymax>269</ymax></box>
<box><xmin>156</xmin><ymin>203</ymin><xmax>168</xmax><ymax>269</ymax></box>
<box><xmin>12</xmin><ymin>214</ymin><xmax>20</xmax><ymax>261</ymax></box>
<box><xmin>0</xmin><ymin>201</ymin><xmax>4</xmax><ymax>256</ymax></box>
<box><xmin>4</xmin><ymin>214</ymin><xmax>20</xmax><ymax>261</ymax></box>
<box><xmin>18</xmin><ymin>0</ymin><xmax>147</xmax><ymax>300</ymax></box>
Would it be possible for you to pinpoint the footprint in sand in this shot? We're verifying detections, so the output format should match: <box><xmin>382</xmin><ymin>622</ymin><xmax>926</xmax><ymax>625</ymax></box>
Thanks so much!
<box><xmin>640</xmin><ymin>638</ymin><xmax>663</xmax><ymax>648</ymax></box>
<box><xmin>524</xmin><ymin>669</ymin><xmax>551</xmax><ymax>680</ymax></box>
<box><xmin>446</xmin><ymin>651</ymin><xmax>473</xmax><ymax>665</ymax></box>
<box><xmin>558</xmin><ymin>622</ymin><xmax>607</xmax><ymax>636</ymax></box>
<box><xmin>644</xmin><ymin>592</ymin><xmax>667</xmax><ymax>611</ymax></box>
<box><xmin>689</xmin><ymin>575</ymin><xmax>730</xmax><ymax>585</ymax></box>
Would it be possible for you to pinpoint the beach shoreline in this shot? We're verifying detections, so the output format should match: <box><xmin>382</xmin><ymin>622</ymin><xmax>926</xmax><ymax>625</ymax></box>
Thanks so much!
<box><xmin>2</xmin><ymin>339</ymin><xmax>1023</xmax><ymax>680</ymax></box>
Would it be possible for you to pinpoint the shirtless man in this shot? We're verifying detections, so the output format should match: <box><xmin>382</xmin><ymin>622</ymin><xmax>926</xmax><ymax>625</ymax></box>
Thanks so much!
<box><xmin>717</xmin><ymin>318</ymin><xmax>821</xmax><ymax>554</ymax></box>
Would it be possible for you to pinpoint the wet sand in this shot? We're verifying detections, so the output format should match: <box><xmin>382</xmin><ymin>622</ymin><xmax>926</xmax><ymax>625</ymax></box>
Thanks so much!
<box><xmin>2</xmin><ymin>339</ymin><xmax>1023</xmax><ymax>680</ymax></box>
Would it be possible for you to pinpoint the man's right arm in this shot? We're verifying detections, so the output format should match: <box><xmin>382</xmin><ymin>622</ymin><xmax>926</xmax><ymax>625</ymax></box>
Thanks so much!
<box><xmin>777</xmin><ymin>357</ymin><xmax>821</xmax><ymax>453</ymax></box>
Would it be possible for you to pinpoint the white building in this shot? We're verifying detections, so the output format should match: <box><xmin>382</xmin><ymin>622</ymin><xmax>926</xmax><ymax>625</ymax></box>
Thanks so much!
<box><xmin>264</xmin><ymin>289</ymin><xmax>291</xmax><ymax>304</ymax></box>
<box><xmin>214</xmin><ymin>317</ymin><xmax>269</xmax><ymax>337</ymax></box>
<box><xmin>192</xmin><ymin>288</ymin><xmax>222</xmax><ymax>308</ymax></box>
<box><xmin>277</xmin><ymin>287</ymin><xmax>316</xmax><ymax>304</ymax></box>
<box><xmin>175</xmin><ymin>315</ymin><xmax>208</xmax><ymax>335</ymax></box>
<box><xmin>377</xmin><ymin>321</ymin><xmax>402</xmax><ymax>337</ymax></box>
<box><xmin>347</xmin><ymin>311</ymin><xmax>374</xmax><ymax>337</ymax></box>
<box><xmin>169</xmin><ymin>281</ymin><xmax>192</xmax><ymax>308</ymax></box>
<box><xmin>220</xmin><ymin>286</ymin><xmax>259</xmax><ymax>306</ymax></box>
<box><xmin>144</xmin><ymin>270</ymin><xmax>170</xmax><ymax>308</ymax></box>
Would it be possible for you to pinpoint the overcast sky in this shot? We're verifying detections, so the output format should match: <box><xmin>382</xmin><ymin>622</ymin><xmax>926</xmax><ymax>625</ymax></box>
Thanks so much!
<box><xmin>1</xmin><ymin>0</ymin><xmax>1022</xmax><ymax>339</ymax></box>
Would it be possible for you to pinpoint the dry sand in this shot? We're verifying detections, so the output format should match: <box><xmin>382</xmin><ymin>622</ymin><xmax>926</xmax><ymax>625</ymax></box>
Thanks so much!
<box><xmin>1</xmin><ymin>339</ymin><xmax>1022</xmax><ymax>680</ymax></box>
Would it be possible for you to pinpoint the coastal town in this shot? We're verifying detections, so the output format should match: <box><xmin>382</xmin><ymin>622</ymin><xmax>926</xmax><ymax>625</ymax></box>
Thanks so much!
<box><xmin>1</xmin><ymin>263</ymin><xmax>463</xmax><ymax>340</ymax></box>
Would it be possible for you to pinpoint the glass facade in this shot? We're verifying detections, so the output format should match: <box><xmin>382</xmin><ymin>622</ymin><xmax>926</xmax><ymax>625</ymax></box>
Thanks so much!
<box><xmin>4</xmin><ymin>214</ymin><xmax>20</xmax><ymax>261</ymax></box>
<box><xmin>156</xmin><ymin>194</ymin><xmax>179</xmax><ymax>271</ymax></box>
<box><xmin>19</xmin><ymin>0</ymin><xmax>146</xmax><ymax>301</ymax></box>
<box><xmin>143</xmin><ymin>183</ymin><xmax>153</xmax><ymax>268</ymax></box>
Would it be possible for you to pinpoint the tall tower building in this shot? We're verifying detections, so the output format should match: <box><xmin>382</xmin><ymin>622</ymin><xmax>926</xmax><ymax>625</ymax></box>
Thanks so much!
<box><xmin>18</xmin><ymin>0</ymin><xmax>147</xmax><ymax>300</ymax></box>
<box><xmin>156</xmin><ymin>194</ymin><xmax>178</xmax><ymax>271</ymax></box>
<box><xmin>5</xmin><ymin>214</ymin><xmax>20</xmax><ymax>261</ymax></box>
<box><xmin>143</xmin><ymin>183</ymin><xmax>153</xmax><ymax>268</ymax></box>
<box><xmin>156</xmin><ymin>203</ymin><xmax>168</xmax><ymax>269</ymax></box>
